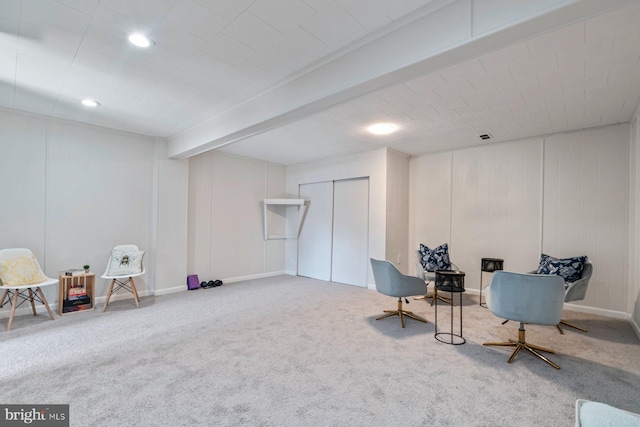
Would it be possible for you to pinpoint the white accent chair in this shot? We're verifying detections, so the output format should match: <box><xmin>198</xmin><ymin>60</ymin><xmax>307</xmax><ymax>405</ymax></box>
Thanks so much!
<box><xmin>0</xmin><ymin>248</ymin><xmax>57</xmax><ymax>331</ymax></box>
<box><xmin>371</xmin><ymin>258</ymin><xmax>428</xmax><ymax>328</ymax></box>
<box><xmin>483</xmin><ymin>271</ymin><xmax>565</xmax><ymax>369</ymax></box>
<box><xmin>101</xmin><ymin>244</ymin><xmax>145</xmax><ymax>311</ymax></box>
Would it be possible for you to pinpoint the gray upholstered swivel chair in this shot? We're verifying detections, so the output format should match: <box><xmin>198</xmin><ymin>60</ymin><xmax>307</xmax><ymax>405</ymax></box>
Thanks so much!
<box><xmin>483</xmin><ymin>271</ymin><xmax>565</xmax><ymax>369</ymax></box>
<box><xmin>558</xmin><ymin>261</ymin><xmax>592</xmax><ymax>334</ymax></box>
<box><xmin>414</xmin><ymin>250</ymin><xmax>460</xmax><ymax>306</ymax></box>
<box><xmin>371</xmin><ymin>258</ymin><xmax>428</xmax><ymax>328</ymax></box>
<box><xmin>529</xmin><ymin>260</ymin><xmax>593</xmax><ymax>334</ymax></box>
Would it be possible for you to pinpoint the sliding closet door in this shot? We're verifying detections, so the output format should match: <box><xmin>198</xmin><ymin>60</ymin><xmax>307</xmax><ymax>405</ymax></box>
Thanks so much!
<box><xmin>331</xmin><ymin>178</ymin><xmax>369</xmax><ymax>287</ymax></box>
<box><xmin>297</xmin><ymin>181</ymin><xmax>333</xmax><ymax>281</ymax></box>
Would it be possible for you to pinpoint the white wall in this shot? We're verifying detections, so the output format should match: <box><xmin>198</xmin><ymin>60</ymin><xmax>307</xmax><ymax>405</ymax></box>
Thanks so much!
<box><xmin>286</xmin><ymin>148</ymin><xmax>388</xmax><ymax>287</ymax></box>
<box><xmin>155</xmin><ymin>141</ymin><xmax>189</xmax><ymax>294</ymax></box>
<box><xmin>0</xmin><ymin>108</ymin><xmax>188</xmax><ymax>313</ymax></box>
<box><xmin>187</xmin><ymin>151</ymin><xmax>287</xmax><ymax>282</ymax></box>
<box><xmin>410</xmin><ymin>124</ymin><xmax>630</xmax><ymax>317</ymax></box>
<box><xmin>630</xmin><ymin>110</ymin><xmax>640</xmax><ymax>334</ymax></box>
<box><xmin>409</xmin><ymin>151</ymin><xmax>454</xmax><ymax>257</ymax></box>
<box><xmin>543</xmin><ymin>125</ymin><xmax>629</xmax><ymax>314</ymax></box>
<box><xmin>386</xmin><ymin>150</ymin><xmax>410</xmax><ymax>274</ymax></box>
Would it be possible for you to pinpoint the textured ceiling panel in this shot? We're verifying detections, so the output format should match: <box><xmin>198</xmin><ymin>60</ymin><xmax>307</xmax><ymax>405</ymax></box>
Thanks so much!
<box><xmin>3</xmin><ymin>0</ymin><xmax>640</xmax><ymax>165</ymax></box>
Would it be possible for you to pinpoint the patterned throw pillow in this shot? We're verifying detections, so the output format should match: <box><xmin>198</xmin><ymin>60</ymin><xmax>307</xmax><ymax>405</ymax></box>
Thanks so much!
<box><xmin>419</xmin><ymin>243</ymin><xmax>451</xmax><ymax>272</ymax></box>
<box><xmin>107</xmin><ymin>250</ymin><xmax>145</xmax><ymax>276</ymax></box>
<box><xmin>537</xmin><ymin>253</ymin><xmax>586</xmax><ymax>284</ymax></box>
<box><xmin>0</xmin><ymin>254</ymin><xmax>47</xmax><ymax>287</ymax></box>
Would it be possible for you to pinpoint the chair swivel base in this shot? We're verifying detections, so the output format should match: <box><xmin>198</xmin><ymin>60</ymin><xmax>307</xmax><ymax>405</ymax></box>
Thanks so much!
<box><xmin>414</xmin><ymin>289</ymin><xmax>454</xmax><ymax>306</ymax></box>
<box><xmin>556</xmin><ymin>319</ymin><xmax>588</xmax><ymax>334</ymax></box>
<box><xmin>483</xmin><ymin>325</ymin><xmax>560</xmax><ymax>370</ymax></box>
<box><xmin>376</xmin><ymin>299</ymin><xmax>427</xmax><ymax>328</ymax></box>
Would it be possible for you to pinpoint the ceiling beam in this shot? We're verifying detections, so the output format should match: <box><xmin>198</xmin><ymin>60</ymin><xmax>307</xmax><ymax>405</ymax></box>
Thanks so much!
<box><xmin>167</xmin><ymin>0</ymin><xmax>634</xmax><ymax>159</ymax></box>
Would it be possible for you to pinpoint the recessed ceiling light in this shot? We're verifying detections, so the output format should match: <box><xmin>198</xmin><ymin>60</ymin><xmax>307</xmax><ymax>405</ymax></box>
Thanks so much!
<box><xmin>367</xmin><ymin>122</ymin><xmax>398</xmax><ymax>135</ymax></box>
<box><xmin>128</xmin><ymin>33</ymin><xmax>151</xmax><ymax>48</ymax></box>
<box><xmin>81</xmin><ymin>99</ymin><xmax>100</xmax><ymax>107</ymax></box>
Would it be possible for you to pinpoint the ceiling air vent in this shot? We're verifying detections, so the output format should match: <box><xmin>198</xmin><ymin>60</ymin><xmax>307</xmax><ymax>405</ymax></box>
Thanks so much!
<box><xmin>478</xmin><ymin>133</ymin><xmax>492</xmax><ymax>141</ymax></box>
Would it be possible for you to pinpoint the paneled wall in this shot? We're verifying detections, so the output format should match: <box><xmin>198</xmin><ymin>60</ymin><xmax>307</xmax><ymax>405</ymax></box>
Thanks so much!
<box><xmin>628</xmin><ymin>111</ymin><xmax>639</xmax><ymax>332</ymax></box>
<box><xmin>45</xmin><ymin>120</ymin><xmax>154</xmax><ymax>298</ymax></box>
<box><xmin>543</xmin><ymin>126</ymin><xmax>629</xmax><ymax>312</ymax></box>
<box><xmin>0</xmin><ymin>108</ymin><xmax>188</xmax><ymax>311</ymax></box>
<box><xmin>410</xmin><ymin>124</ymin><xmax>630</xmax><ymax>316</ymax></box>
<box><xmin>187</xmin><ymin>151</ymin><xmax>287</xmax><ymax>282</ymax></box>
<box><xmin>409</xmin><ymin>151</ymin><xmax>454</xmax><ymax>265</ymax></box>
<box><xmin>386</xmin><ymin>150</ymin><xmax>410</xmax><ymax>274</ymax></box>
<box><xmin>451</xmin><ymin>138</ymin><xmax>543</xmax><ymax>284</ymax></box>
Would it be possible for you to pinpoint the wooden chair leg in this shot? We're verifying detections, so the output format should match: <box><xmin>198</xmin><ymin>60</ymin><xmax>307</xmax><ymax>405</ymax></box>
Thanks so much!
<box><xmin>8</xmin><ymin>290</ymin><xmax>18</xmax><ymax>331</ymax></box>
<box><xmin>36</xmin><ymin>287</ymin><xmax>56</xmax><ymax>320</ymax></box>
<box><xmin>129</xmin><ymin>277</ymin><xmax>140</xmax><ymax>308</ymax></box>
<box><xmin>28</xmin><ymin>288</ymin><xmax>37</xmax><ymax>316</ymax></box>
<box><xmin>103</xmin><ymin>279</ymin><xmax>116</xmax><ymax>312</ymax></box>
<box><xmin>0</xmin><ymin>289</ymin><xmax>8</xmax><ymax>308</ymax></box>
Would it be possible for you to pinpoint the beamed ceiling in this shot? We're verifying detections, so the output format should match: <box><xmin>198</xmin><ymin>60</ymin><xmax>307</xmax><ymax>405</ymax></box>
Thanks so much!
<box><xmin>1</xmin><ymin>0</ymin><xmax>640</xmax><ymax>165</ymax></box>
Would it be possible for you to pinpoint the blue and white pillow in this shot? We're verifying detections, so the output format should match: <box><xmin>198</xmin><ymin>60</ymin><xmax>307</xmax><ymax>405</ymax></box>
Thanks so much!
<box><xmin>419</xmin><ymin>243</ymin><xmax>451</xmax><ymax>272</ymax></box>
<box><xmin>537</xmin><ymin>253</ymin><xmax>586</xmax><ymax>284</ymax></box>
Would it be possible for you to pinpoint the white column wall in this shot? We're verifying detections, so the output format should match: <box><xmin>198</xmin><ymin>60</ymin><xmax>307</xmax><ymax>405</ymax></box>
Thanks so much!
<box><xmin>629</xmin><ymin>110</ymin><xmax>640</xmax><ymax>335</ymax></box>
<box><xmin>410</xmin><ymin>124</ymin><xmax>630</xmax><ymax>316</ymax></box>
<box><xmin>386</xmin><ymin>150</ymin><xmax>410</xmax><ymax>274</ymax></box>
<box><xmin>155</xmin><ymin>141</ymin><xmax>189</xmax><ymax>294</ymax></box>
<box><xmin>187</xmin><ymin>151</ymin><xmax>287</xmax><ymax>283</ymax></box>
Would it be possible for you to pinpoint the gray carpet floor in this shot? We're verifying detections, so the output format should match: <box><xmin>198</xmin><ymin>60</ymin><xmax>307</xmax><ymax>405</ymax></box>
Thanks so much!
<box><xmin>0</xmin><ymin>275</ymin><xmax>638</xmax><ymax>426</ymax></box>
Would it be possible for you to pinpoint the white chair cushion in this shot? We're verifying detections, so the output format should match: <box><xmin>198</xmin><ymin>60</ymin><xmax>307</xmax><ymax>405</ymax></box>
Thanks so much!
<box><xmin>0</xmin><ymin>253</ymin><xmax>47</xmax><ymax>287</ymax></box>
<box><xmin>106</xmin><ymin>249</ymin><xmax>145</xmax><ymax>276</ymax></box>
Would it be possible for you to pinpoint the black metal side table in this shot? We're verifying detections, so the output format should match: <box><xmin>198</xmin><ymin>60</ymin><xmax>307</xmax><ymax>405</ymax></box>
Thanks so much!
<box><xmin>434</xmin><ymin>270</ymin><xmax>466</xmax><ymax>345</ymax></box>
<box><xmin>479</xmin><ymin>258</ymin><xmax>504</xmax><ymax>307</ymax></box>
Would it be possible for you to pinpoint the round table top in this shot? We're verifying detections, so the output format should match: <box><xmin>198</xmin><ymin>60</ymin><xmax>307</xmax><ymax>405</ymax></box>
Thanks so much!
<box><xmin>435</xmin><ymin>269</ymin><xmax>465</xmax><ymax>277</ymax></box>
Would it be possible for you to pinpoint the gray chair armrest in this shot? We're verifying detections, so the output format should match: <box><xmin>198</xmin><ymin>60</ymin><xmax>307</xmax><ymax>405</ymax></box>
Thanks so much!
<box><xmin>565</xmin><ymin>263</ymin><xmax>592</xmax><ymax>303</ymax></box>
<box><xmin>530</xmin><ymin>262</ymin><xmax>592</xmax><ymax>303</ymax></box>
<box><xmin>415</xmin><ymin>256</ymin><xmax>426</xmax><ymax>281</ymax></box>
<box><xmin>371</xmin><ymin>258</ymin><xmax>426</xmax><ymax>297</ymax></box>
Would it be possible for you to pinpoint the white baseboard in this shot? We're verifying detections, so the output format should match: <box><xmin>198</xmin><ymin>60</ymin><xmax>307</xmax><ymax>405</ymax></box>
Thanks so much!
<box><xmin>93</xmin><ymin>289</ymin><xmax>153</xmax><ymax>305</ymax></box>
<box><xmin>563</xmin><ymin>302</ymin><xmax>628</xmax><ymax>320</ymax></box>
<box><xmin>222</xmin><ymin>270</ymin><xmax>287</xmax><ymax>284</ymax></box>
<box><xmin>154</xmin><ymin>286</ymin><xmax>186</xmax><ymax>296</ymax></box>
<box><xmin>629</xmin><ymin>315</ymin><xmax>640</xmax><ymax>340</ymax></box>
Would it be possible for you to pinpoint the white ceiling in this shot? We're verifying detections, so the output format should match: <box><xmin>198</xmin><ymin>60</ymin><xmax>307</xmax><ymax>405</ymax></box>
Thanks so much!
<box><xmin>2</xmin><ymin>0</ymin><xmax>640</xmax><ymax>165</ymax></box>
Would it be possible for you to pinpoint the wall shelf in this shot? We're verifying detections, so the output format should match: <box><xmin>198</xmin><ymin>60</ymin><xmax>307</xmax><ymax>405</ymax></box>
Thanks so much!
<box><xmin>263</xmin><ymin>198</ymin><xmax>306</xmax><ymax>240</ymax></box>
